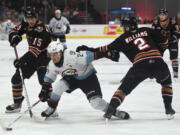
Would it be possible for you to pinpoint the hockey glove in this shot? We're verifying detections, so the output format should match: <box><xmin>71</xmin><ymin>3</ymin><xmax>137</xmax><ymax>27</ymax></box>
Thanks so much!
<box><xmin>51</xmin><ymin>35</ymin><xmax>57</xmax><ymax>41</ymax></box>
<box><xmin>168</xmin><ymin>35</ymin><xmax>177</xmax><ymax>43</ymax></box>
<box><xmin>9</xmin><ymin>35</ymin><xmax>22</xmax><ymax>47</ymax></box>
<box><xmin>13</xmin><ymin>59</ymin><xmax>27</xmax><ymax>68</ymax></box>
<box><xmin>106</xmin><ymin>50</ymin><xmax>120</xmax><ymax>62</ymax></box>
<box><xmin>76</xmin><ymin>45</ymin><xmax>95</xmax><ymax>52</ymax></box>
<box><xmin>65</xmin><ymin>25</ymin><xmax>70</xmax><ymax>34</ymax></box>
<box><xmin>39</xmin><ymin>82</ymin><xmax>52</xmax><ymax>102</ymax></box>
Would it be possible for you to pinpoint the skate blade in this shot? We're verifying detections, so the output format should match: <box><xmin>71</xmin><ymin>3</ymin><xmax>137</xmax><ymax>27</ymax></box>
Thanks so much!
<box><xmin>5</xmin><ymin>109</ymin><xmax>21</xmax><ymax>113</ymax></box>
<box><xmin>105</xmin><ymin>118</ymin><xmax>109</xmax><ymax>124</ymax></box>
<box><xmin>173</xmin><ymin>78</ymin><xmax>178</xmax><ymax>82</ymax></box>
<box><xmin>31</xmin><ymin>115</ymin><xmax>47</xmax><ymax>122</ymax></box>
<box><xmin>167</xmin><ymin>114</ymin><xmax>174</xmax><ymax>120</ymax></box>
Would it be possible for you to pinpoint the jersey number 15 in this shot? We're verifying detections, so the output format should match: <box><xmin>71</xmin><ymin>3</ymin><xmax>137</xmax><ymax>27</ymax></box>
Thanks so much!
<box><xmin>32</xmin><ymin>38</ymin><xmax>43</xmax><ymax>47</ymax></box>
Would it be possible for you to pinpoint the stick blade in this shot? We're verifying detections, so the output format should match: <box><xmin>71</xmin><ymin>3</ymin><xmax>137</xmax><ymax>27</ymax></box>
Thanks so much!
<box><xmin>6</xmin><ymin>127</ymin><xmax>13</xmax><ymax>131</ymax></box>
<box><xmin>0</xmin><ymin>119</ymin><xmax>13</xmax><ymax>131</ymax></box>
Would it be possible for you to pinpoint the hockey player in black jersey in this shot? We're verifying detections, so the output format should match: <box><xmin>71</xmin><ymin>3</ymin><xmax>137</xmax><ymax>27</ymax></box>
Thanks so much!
<box><xmin>76</xmin><ymin>17</ymin><xmax>175</xmax><ymax>120</ymax></box>
<box><xmin>175</xmin><ymin>11</ymin><xmax>180</xmax><ymax>29</ymax></box>
<box><xmin>6</xmin><ymin>6</ymin><xmax>51</xmax><ymax>113</ymax></box>
<box><xmin>152</xmin><ymin>8</ymin><xmax>180</xmax><ymax>79</ymax></box>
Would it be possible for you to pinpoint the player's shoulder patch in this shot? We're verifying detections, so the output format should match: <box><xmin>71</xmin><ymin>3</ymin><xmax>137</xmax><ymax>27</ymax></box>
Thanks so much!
<box><xmin>69</xmin><ymin>50</ymin><xmax>76</xmax><ymax>55</ymax></box>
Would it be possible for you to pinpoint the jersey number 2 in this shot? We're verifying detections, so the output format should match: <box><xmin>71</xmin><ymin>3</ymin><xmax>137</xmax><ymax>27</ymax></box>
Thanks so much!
<box><xmin>134</xmin><ymin>38</ymin><xmax>150</xmax><ymax>50</ymax></box>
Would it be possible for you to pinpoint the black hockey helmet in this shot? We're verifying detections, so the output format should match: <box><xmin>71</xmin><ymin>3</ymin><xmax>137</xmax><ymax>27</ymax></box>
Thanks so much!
<box><xmin>159</xmin><ymin>8</ymin><xmax>168</xmax><ymax>15</ymax></box>
<box><xmin>24</xmin><ymin>6</ymin><xmax>36</xmax><ymax>18</ymax></box>
<box><xmin>176</xmin><ymin>11</ymin><xmax>180</xmax><ymax>18</ymax></box>
<box><xmin>176</xmin><ymin>11</ymin><xmax>180</xmax><ymax>23</ymax></box>
<box><xmin>121</xmin><ymin>16</ymin><xmax>138</xmax><ymax>31</ymax></box>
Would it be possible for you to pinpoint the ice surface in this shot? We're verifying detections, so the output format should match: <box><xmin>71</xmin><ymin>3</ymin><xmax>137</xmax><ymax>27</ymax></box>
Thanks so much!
<box><xmin>0</xmin><ymin>39</ymin><xmax>180</xmax><ymax>135</ymax></box>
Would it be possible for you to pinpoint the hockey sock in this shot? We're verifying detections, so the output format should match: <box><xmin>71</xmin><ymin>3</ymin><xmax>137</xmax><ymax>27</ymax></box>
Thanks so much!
<box><xmin>172</xmin><ymin>60</ymin><xmax>178</xmax><ymax>77</ymax></box>
<box><xmin>48</xmin><ymin>86</ymin><xmax>52</xmax><ymax>97</ymax></box>
<box><xmin>47</xmin><ymin>99</ymin><xmax>58</xmax><ymax>109</ymax></box>
<box><xmin>161</xmin><ymin>87</ymin><xmax>173</xmax><ymax>108</ymax></box>
<box><xmin>110</xmin><ymin>90</ymin><xmax>126</xmax><ymax>109</ymax></box>
<box><xmin>47</xmin><ymin>93</ymin><xmax>60</xmax><ymax>109</ymax></box>
<box><xmin>12</xmin><ymin>82</ymin><xmax>23</xmax><ymax>104</ymax></box>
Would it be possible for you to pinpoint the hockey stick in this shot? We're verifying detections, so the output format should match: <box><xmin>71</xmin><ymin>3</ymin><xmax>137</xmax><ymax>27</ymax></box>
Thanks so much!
<box><xmin>14</xmin><ymin>47</ymin><xmax>33</xmax><ymax>118</ymax></box>
<box><xmin>0</xmin><ymin>100</ymin><xmax>40</xmax><ymax>131</ymax></box>
<box><xmin>108</xmin><ymin>77</ymin><xmax>124</xmax><ymax>85</ymax></box>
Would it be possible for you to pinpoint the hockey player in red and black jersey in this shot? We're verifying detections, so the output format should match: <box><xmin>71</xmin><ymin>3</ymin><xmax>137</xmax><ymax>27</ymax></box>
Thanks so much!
<box><xmin>175</xmin><ymin>11</ymin><xmax>180</xmax><ymax>27</ymax></box>
<box><xmin>152</xmin><ymin>8</ymin><xmax>180</xmax><ymax>79</ymax></box>
<box><xmin>6</xmin><ymin>6</ymin><xmax>51</xmax><ymax>113</ymax></box>
<box><xmin>76</xmin><ymin>17</ymin><xmax>175</xmax><ymax>120</ymax></box>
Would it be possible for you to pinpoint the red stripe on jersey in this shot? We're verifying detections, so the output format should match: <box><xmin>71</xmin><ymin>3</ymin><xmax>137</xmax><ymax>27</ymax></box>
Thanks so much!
<box><xmin>41</xmin><ymin>46</ymin><xmax>48</xmax><ymax>52</ymax></box>
<box><xmin>133</xmin><ymin>56</ymin><xmax>162</xmax><ymax>65</ymax></box>
<box><xmin>135</xmin><ymin>49</ymin><xmax>159</xmax><ymax>56</ymax></box>
<box><xmin>29</xmin><ymin>50</ymin><xmax>38</xmax><ymax>58</ymax></box>
<box><xmin>29</xmin><ymin>46</ymin><xmax>41</xmax><ymax>53</ymax></box>
<box><xmin>94</xmin><ymin>52</ymin><xmax>97</xmax><ymax>59</ymax></box>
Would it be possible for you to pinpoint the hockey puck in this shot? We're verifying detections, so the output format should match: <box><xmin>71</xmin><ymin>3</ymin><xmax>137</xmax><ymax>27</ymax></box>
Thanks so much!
<box><xmin>6</xmin><ymin>127</ymin><xmax>12</xmax><ymax>131</ymax></box>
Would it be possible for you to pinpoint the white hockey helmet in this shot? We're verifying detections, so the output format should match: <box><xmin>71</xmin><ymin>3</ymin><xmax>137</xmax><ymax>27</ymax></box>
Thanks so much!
<box><xmin>55</xmin><ymin>9</ymin><xmax>61</xmax><ymax>14</ymax></box>
<box><xmin>47</xmin><ymin>41</ymin><xmax>64</xmax><ymax>54</ymax></box>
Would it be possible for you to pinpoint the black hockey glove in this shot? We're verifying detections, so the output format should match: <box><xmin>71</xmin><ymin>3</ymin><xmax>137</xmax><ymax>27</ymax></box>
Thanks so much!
<box><xmin>105</xmin><ymin>50</ymin><xmax>120</xmax><ymax>62</ymax></box>
<box><xmin>13</xmin><ymin>59</ymin><xmax>27</xmax><ymax>68</ymax></box>
<box><xmin>9</xmin><ymin>35</ymin><xmax>22</xmax><ymax>47</ymax></box>
<box><xmin>168</xmin><ymin>35</ymin><xmax>177</xmax><ymax>43</ymax></box>
<box><xmin>76</xmin><ymin>45</ymin><xmax>95</xmax><ymax>52</ymax></box>
<box><xmin>39</xmin><ymin>82</ymin><xmax>52</xmax><ymax>102</ymax></box>
<box><xmin>51</xmin><ymin>35</ymin><xmax>57</xmax><ymax>41</ymax></box>
<box><xmin>65</xmin><ymin>25</ymin><xmax>70</xmax><ymax>34</ymax></box>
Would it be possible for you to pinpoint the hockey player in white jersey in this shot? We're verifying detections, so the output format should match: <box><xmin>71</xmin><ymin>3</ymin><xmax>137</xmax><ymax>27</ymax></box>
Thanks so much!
<box><xmin>49</xmin><ymin>9</ymin><xmax>70</xmax><ymax>47</ymax></box>
<box><xmin>38</xmin><ymin>41</ymin><xmax>129</xmax><ymax>119</ymax></box>
<box><xmin>0</xmin><ymin>19</ymin><xmax>14</xmax><ymax>40</ymax></box>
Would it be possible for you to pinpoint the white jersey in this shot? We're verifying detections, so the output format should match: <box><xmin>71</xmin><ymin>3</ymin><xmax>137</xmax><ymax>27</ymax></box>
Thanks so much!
<box><xmin>49</xmin><ymin>16</ymin><xmax>70</xmax><ymax>34</ymax></box>
<box><xmin>1</xmin><ymin>20</ymin><xmax>15</xmax><ymax>34</ymax></box>
<box><xmin>45</xmin><ymin>49</ymin><xmax>108</xmax><ymax>113</ymax></box>
<box><xmin>45</xmin><ymin>49</ymin><xmax>96</xmax><ymax>83</ymax></box>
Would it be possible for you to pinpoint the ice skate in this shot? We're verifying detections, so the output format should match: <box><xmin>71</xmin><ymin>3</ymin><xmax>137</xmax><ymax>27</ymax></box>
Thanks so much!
<box><xmin>41</xmin><ymin>107</ymin><xmax>57</xmax><ymax>118</ymax></box>
<box><xmin>103</xmin><ymin>105</ymin><xmax>116</xmax><ymax>119</ymax></box>
<box><xmin>5</xmin><ymin>97</ymin><xmax>24</xmax><ymax>113</ymax></box>
<box><xmin>114</xmin><ymin>110</ymin><xmax>130</xmax><ymax>120</ymax></box>
<box><xmin>165</xmin><ymin>105</ymin><xmax>175</xmax><ymax>120</ymax></box>
<box><xmin>173</xmin><ymin>72</ymin><xmax>178</xmax><ymax>82</ymax></box>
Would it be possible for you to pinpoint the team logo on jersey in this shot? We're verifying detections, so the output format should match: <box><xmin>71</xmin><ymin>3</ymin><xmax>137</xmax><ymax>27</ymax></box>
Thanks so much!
<box><xmin>62</xmin><ymin>68</ymin><xmax>78</xmax><ymax>77</ymax></box>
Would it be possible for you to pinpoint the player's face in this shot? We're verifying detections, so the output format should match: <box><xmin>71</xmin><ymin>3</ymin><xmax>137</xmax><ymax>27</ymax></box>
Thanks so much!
<box><xmin>55</xmin><ymin>13</ymin><xmax>61</xmax><ymax>19</ymax></box>
<box><xmin>159</xmin><ymin>13</ymin><xmax>168</xmax><ymax>21</ymax></box>
<box><xmin>26</xmin><ymin>17</ymin><xmax>37</xmax><ymax>27</ymax></box>
<box><xmin>123</xmin><ymin>26</ymin><xmax>130</xmax><ymax>32</ymax></box>
<box><xmin>49</xmin><ymin>52</ymin><xmax>62</xmax><ymax>63</ymax></box>
<box><xmin>177</xmin><ymin>14</ymin><xmax>180</xmax><ymax>24</ymax></box>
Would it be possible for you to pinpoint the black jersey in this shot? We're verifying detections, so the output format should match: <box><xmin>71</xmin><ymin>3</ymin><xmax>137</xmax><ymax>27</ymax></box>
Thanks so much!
<box><xmin>9</xmin><ymin>20</ymin><xmax>51</xmax><ymax>57</ymax></box>
<box><xmin>9</xmin><ymin>20</ymin><xmax>51</xmax><ymax>67</ymax></box>
<box><xmin>152</xmin><ymin>18</ymin><xmax>180</xmax><ymax>39</ymax></box>
<box><xmin>107</xmin><ymin>27</ymin><xmax>167</xmax><ymax>64</ymax></box>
